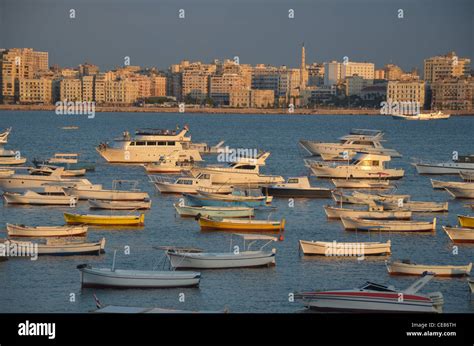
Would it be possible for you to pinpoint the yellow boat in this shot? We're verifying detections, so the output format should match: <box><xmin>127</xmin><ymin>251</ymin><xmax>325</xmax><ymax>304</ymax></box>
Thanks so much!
<box><xmin>64</xmin><ymin>213</ymin><xmax>145</xmax><ymax>226</ymax></box>
<box><xmin>198</xmin><ymin>216</ymin><xmax>285</xmax><ymax>232</ymax></box>
<box><xmin>458</xmin><ymin>215</ymin><xmax>474</xmax><ymax>229</ymax></box>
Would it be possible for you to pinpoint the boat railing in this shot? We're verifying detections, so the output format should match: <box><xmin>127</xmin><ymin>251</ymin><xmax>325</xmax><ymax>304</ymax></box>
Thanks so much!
<box><xmin>148</xmin><ymin>175</ymin><xmax>179</xmax><ymax>184</ymax></box>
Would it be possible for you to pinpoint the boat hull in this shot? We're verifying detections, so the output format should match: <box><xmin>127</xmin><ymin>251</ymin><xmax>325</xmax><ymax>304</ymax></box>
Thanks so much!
<box><xmin>387</xmin><ymin>262</ymin><xmax>472</xmax><ymax>277</ymax></box>
<box><xmin>6</xmin><ymin>224</ymin><xmax>88</xmax><ymax>237</ymax></box>
<box><xmin>458</xmin><ymin>215</ymin><xmax>474</xmax><ymax>228</ymax></box>
<box><xmin>173</xmin><ymin>203</ymin><xmax>254</xmax><ymax>218</ymax></box>
<box><xmin>446</xmin><ymin>186</ymin><xmax>474</xmax><ymax>199</ymax></box>
<box><xmin>340</xmin><ymin>217</ymin><xmax>436</xmax><ymax>232</ymax></box>
<box><xmin>265</xmin><ymin>187</ymin><xmax>332</xmax><ymax>198</ymax></box>
<box><xmin>88</xmin><ymin>200</ymin><xmax>151</xmax><ymax>210</ymax></box>
<box><xmin>10</xmin><ymin>238</ymin><xmax>105</xmax><ymax>256</ymax></box>
<box><xmin>442</xmin><ymin>226</ymin><xmax>474</xmax><ymax>243</ymax></box>
<box><xmin>185</xmin><ymin>193</ymin><xmax>266</xmax><ymax>208</ymax></box>
<box><xmin>198</xmin><ymin>217</ymin><xmax>285</xmax><ymax>232</ymax></box>
<box><xmin>3</xmin><ymin>192</ymin><xmax>78</xmax><ymax>205</ymax></box>
<box><xmin>299</xmin><ymin>240</ymin><xmax>391</xmax><ymax>256</ymax></box>
<box><xmin>324</xmin><ymin>206</ymin><xmax>411</xmax><ymax>220</ymax></box>
<box><xmin>64</xmin><ymin>213</ymin><xmax>145</xmax><ymax>226</ymax></box>
<box><xmin>414</xmin><ymin>163</ymin><xmax>474</xmax><ymax>175</ymax></box>
<box><xmin>65</xmin><ymin>188</ymin><xmax>149</xmax><ymax>201</ymax></box>
<box><xmin>96</xmin><ymin>147</ymin><xmax>202</xmax><ymax>164</ymax></box>
<box><xmin>191</xmin><ymin>168</ymin><xmax>284</xmax><ymax>186</ymax></box>
<box><xmin>310</xmin><ymin>166</ymin><xmax>404</xmax><ymax>180</ymax></box>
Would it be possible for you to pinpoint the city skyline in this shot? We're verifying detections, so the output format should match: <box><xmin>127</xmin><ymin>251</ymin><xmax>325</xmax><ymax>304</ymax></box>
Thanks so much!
<box><xmin>1</xmin><ymin>0</ymin><xmax>473</xmax><ymax>72</ymax></box>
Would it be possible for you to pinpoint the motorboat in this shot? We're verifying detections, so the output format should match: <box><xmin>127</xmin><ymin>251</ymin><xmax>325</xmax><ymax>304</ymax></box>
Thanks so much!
<box><xmin>88</xmin><ymin>199</ymin><xmax>152</xmax><ymax>210</ymax></box>
<box><xmin>6</xmin><ymin>223</ymin><xmax>88</xmax><ymax>237</ymax></box>
<box><xmin>7</xmin><ymin>237</ymin><xmax>105</xmax><ymax>256</ymax></box>
<box><xmin>332</xmin><ymin>191</ymin><xmax>409</xmax><ymax>205</ymax></box>
<box><xmin>64</xmin><ymin>213</ymin><xmax>145</xmax><ymax>226</ymax></box>
<box><xmin>96</xmin><ymin>125</ymin><xmax>203</xmax><ymax>163</ymax></box>
<box><xmin>77</xmin><ymin>252</ymin><xmax>200</xmax><ymax>288</ymax></box>
<box><xmin>299</xmin><ymin>129</ymin><xmax>400</xmax><ymax>160</ymax></box>
<box><xmin>442</xmin><ymin>226</ymin><xmax>474</xmax><ymax>243</ymax></box>
<box><xmin>198</xmin><ymin>216</ymin><xmax>285</xmax><ymax>232</ymax></box>
<box><xmin>299</xmin><ymin>240</ymin><xmax>391</xmax><ymax>256</ymax></box>
<box><xmin>413</xmin><ymin>159</ymin><xmax>474</xmax><ymax>175</ymax></box>
<box><xmin>165</xmin><ymin>234</ymin><xmax>278</xmax><ymax>269</ymax></box>
<box><xmin>143</xmin><ymin>152</ymin><xmax>195</xmax><ymax>174</ymax></box>
<box><xmin>150</xmin><ymin>173</ymin><xmax>232</xmax><ymax>194</ymax></box>
<box><xmin>264</xmin><ymin>177</ymin><xmax>332</xmax><ymax>198</ymax></box>
<box><xmin>173</xmin><ymin>203</ymin><xmax>254</xmax><ymax>218</ymax></box>
<box><xmin>29</xmin><ymin>165</ymin><xmax>86</xmax><ymax>177</ymax></box>
<box><xmin>379</xmin><ymin>200</ymin><xmax>449</xmax><ymax>212</ymax></box>
<box><xmin>306</xmin><ymin>153</ymin><xmax>404</xmax><ymax>180</ymax></box>
<box><xmin>294</xmin><ymin>273</ymin><xmax>443</xmax><ymax>313</ymax></box>
<box><xmin>458</xmin><ymin>215</ymin><xmax>474</xmax><ymax>228</ymax></box>
<box><xmin>340</xmin><ymin>217</ymin><xmax>436</xmax><ymax>232</ymax></box>
<box><xmin>331</xmin><ymin>179</ymin><xmax>393</xmax><ymax>189</ymax></box>
<box><xmin>386</xmin><ymin>260</ymin><xmax>472</xmax><ymax>277</ymax></box>
<box><xmin>189</xmin><ymin>152</ymin><xmax>284</xmax><ymax>186</ymax></box>
<box><xmin>324</xmin><ymin>205</ymin><xmax>411</xmax><ymax>220</ymax></box>
<box><xmin>392</xmin><ymin>111</ymin><xmax>450</xmax><ymax>120</ymax></box>
<box><xmin>64</xmin><ymin>180</ymin><xmax>149</xmax><ymax>201</ymax></box>
<box><xmin>33</xmin><ymin>153</ymin><xmax>95</xmax><ymax>171</ymax></box>
<box><xmin>3</xmin><ymin>190</ymin><xmax>78</xmax><ymax>206</ymax></box>
<box><xmin>0</xmin><ymin>128</ymin><xmax>27</xmax><ymax>165</ymax></box>
<box><xmin>445</xmin><ymin>184</ymin><xmax>474</xmax><ymax>199</ymax></box>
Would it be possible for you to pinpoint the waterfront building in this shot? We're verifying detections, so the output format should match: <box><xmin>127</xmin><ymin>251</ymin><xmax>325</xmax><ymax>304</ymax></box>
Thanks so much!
<box><xmin>341</xmin><ymin>62</ymin><xmax>375</xmax><ymax>81</ymax></box>
<box><xmin>209</xmin><ymin>73</ymin><xmax>244</xmax><ymax>105</ymax></box>
<box><xmin>384</xmin><ymin>64</ymin><xmax>404</xmax><ymax>80</ymax></box>
<box><xmin>307</xmin><ymin>63</ymin><xmax>325</xmax><ymax>86</ymax></box>
<box><xmin>324</xmin><ymin>61</ymin><xmax>341</xmax><ymax>86</ymax></box>
<box><xmin>150</xmin><ymin>75</ymin><xmax>167</xmax><ymax>97</ymax></box>
<box><xmin>431</xmin><ymin>76</ymin><xmax>474</xmax><ymax>111</ymax></box>
<box><xmin>250</xmin><ymin>89</ymin><xmax>274</xmax><ymax>108</ymax></box>
<box><xmin>18</xmin><ymin>78</ymin><xmax>53</xmax><ymax>104</ymax></box>
<box><xmin>310</xmin><ymin>85</ymin><xmax>337</xmax><ymax>103</ymax></box>
<box><xmin>424</xmin><ymin>51</ymin><xmax>470</xmax><ymax>84</ymax></box>
<box><xmin>387</xmin><ymin>80</ymin><xmax>425</xmax><ymax>107</ymax></box>
<box><xmin>345</xmin><ymin>75</ymin><xmax>371</xmax><ymax>96</ymax></box>
<box><xmin>229</xmin><ymin>88</ymin><xmax>250</xmax><ymax>107</ymax></box>
<box><xmin>60</xmin><ymin>68</ymin><xmax>80</xmax><ymax>79</ymax></box>
<box><xmin>59</xmin><ymin>78</ymin><xmax>82</xmax><ymax>102</ymax></box>
<box><xmin>360</xmin><ymin>84</ymin><xmax>387</xmax><ymax>101</ymax></box>
<box><xmin>374</xmin><ymin>69</ymin><xmax>386</xmax><ymax>80</ymax></box>
<box><xmin>79</xmin><ymin>63</ymin><xmax>99</xmax><ymax>76</ymax></box>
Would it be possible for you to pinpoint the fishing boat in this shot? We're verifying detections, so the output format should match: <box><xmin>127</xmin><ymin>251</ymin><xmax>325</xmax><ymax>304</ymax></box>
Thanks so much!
<box><xmin>294</xmin><ymin>273</ymin><xmax>443</xmax><ymax>313</ymax></box>
<box><xmin>458</xmin><ymin>215</ymin><xmax>474</xmax><ymax>228</ymax></box>
<box><xmin>331</xmin><ymin>179</ymin><xmax>393</xmax><ymax>189</ymax></box>
<box><xmin>184</xmin><ymin>191</ymin><xmax>268</xmax><ymax>208</ymax></box>
<box><xmin>165</xmin><ymin>234</ymin><xmax>278</xmax><ymax>269</ymax></box>
<box><xmin>150</xmin><ymin>173</ymin><xmax>232</xmax><ymax>194</ymax></box>
<box><xmin>6</xmin><ymin>224</ymin><xmax>88</xmax><ymax>237</ymax></box>
<box><xmin>96</xmin><ymin>126</ymin><xmax>203</xmax><ymax>163</ymax></box>
<box><xmin>189</xmin><ymin>152</ymin><xmax>284</xmax><ymax>186</ymax></box>
<box><xmin>198</xmin><ymin>216</ymin><xmax>285</xmax><ymax>232</ymax></box>
<box><xmin>264</xmin><ymin>177</ymin><xmax>332</xmax><ymax>198</ymax></box>
<box><xmin>379</xmin><ymin>200</ymin><xmax>449</xmax><ymax>212</ymax></box>
<box><xmin>64</xmin><ymin>180</ymin><xmax>149</xmax><ymax>201</ymax></box>
<box><xmin>3</xmin><ymin>190</ymin><xmax>78</xmax><ymax>206</ymax></box>
<box><xmin>64</xmin><ymin>213</ymin><xmax>145</xmax><ymax>226</ymax></box>
<box><xmin>173</xmin><ymin>203</ymin><xmax>254</xmax><ymax>218</ymax></box>
<box><xmin>7</xmin><ymin>237</ymin><xmax>105</xmax><ymax>256</ymax></box>
<box><xmin>340</xmin><ymin>217</ymin><xmax>436</xmax><ymax>232</ymax></box>
<box><xmin>324</xmin><ymin>205</ymin><xmax>411</xmax><ymax>220</ymax></box>
<box><xmin>332</xmin><ymin>191</ymin><xmax>409</xmax><ymax>205</ymax></box>
<box><xmin>299</xmin><ymin>129</ymin><xmax>400</xmax><ymax>160</ymax></box>
<box><xmin>0</xmin><ymin>128</ymin><xmax>27</xmax><ymax>165</ymax></box>
<box><xmin>386</xmin><ymin>260</ymin><xmax>472</xmax><ymax>277</ymax></box>
<box><xmin>299</xmin><ymin>240</ymin><xmax>391</xmax><ymax>256</ymax></box>
<box><xmin>460</xmin><ymin>171</ymin><xmax>474</xmax><ymax>181</ymax></box>
<box><xmin>197</xmin><ymin>189</ymin><xmax>272</xmax><ymax>205</ymax></box>
<box><xmin>442</xmin><ymin>226</ymin><xmax>474</xmax><ymax>243</ymax></box>
<box><xmin>430</xmin><ymin>179</ymin><xmax>467</xmax><ymax>190</ymax></box>
<box><xmin>445</xmin><ymin>184</ymin><xmax>474</xmax><ymax>199</ymax></box>
<box><xmin>143</xmin><ymin>152</ymin><xmax>195</xmax><ymax>174</ymax></box>
<box><xmin>88</xmin><ymin>199</ymin><xmax>151</xmax><ymax>210</ymax></box>
<box><xmin>392</xmin><ymin>111</ymin><xmax>450</xmax><ymax>121</ymax></box>
<box><xmin>77</xmin><ymin>252</ymin><xmax>200</xmax><ymax>288</ymax></box>
<box><xmin>413</xmin><ymin>160</ymin><xmax>474</xmax><ymax>175</ymax></box>
<box><xmin>33</xmin><ymin>153</ymin><xmax>95</xmax><ymax>172</ymax></box>
<box><xmin>60</xmin><ymin>126</ymin><xmax>79</xmax><ymax>130</ymax></box>
<box><xmin>307</xmin><ymin>153</ymin><xmax>404</xmax><ymax>180</ymax></box>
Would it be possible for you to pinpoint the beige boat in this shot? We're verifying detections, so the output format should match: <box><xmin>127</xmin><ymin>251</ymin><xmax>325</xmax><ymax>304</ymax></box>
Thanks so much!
<box><xmin>6</xmin><ymin>223</ymin><xmax>88</xmax><ymax>237</ymax></box>
<box><xmin>386</xmin><ymin>260</ymin><xmax>472</xmax><ymax>277</ymax></box>
<box><xmin>340</xmin><ymin>217</ymin><xmax>436</xmax><ymax>232</ymax></box>
<box><xmin>445</xmin><ymin>185</ymin><xmax>474</xmax><ymax>199</ymax></box>
<box><xmin>442</xmin><ymin>226</ymin><xmax>474</xmax><ymax>243</ymax></box>
<box><xmin>65</xmin><ymin>180</ymin><xmax>149</xmax><ymax>201</ymax></box>
<box><xmin>299</xmin><ymin>240</ymin><xmax>391</xmax><ymax>256</ymax></box>
<box><xmin>7</xmin><ymin>237</ymin><xmax>106</xmax><ymax>256</ymax></box>
<box><xmin>331</xmin><ymin>179</ymin><xmax>393</xmax><ymax>189</ymax></box>
<box><xmin>380</xmin><ymin>200</ymin><xmax>449</xmax><ymax>212</ymax></box>
<box><xmin>351</xmin><ymin>191</ymin><xmax>410</xmax><ymax>203</ymax></box>
<box><xmin>3</xmin><ymin>190</ymin><xmax>78</xmax><ymax>206</ymax></box>
<box><xmin>88</xmin><ymin>199</ymin><xmax>152</xmax><ymax>210</ymax></box>
<box><xmin>430</xmin><ymin>179</ymin><xmax>467</xmax><ymax>190</ymax></box>
<box><xmin>324</xmin><ymin>205</ymin><xmax>411</xmax><ymax>220</ymax></box>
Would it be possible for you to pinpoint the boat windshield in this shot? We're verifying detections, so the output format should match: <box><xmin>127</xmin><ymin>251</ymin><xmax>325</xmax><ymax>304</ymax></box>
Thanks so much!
<box><xmin>360</xmin><ymin>282</ymin><xmax>394</xmax><ymax>292</ymax></box>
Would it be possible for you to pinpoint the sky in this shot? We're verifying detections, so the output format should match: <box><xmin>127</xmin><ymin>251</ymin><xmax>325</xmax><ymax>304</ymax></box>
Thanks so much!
<box><xmin>1</xmin><ymin>0</ymin><xmax>473</xmax><ymax>72</ymax></box>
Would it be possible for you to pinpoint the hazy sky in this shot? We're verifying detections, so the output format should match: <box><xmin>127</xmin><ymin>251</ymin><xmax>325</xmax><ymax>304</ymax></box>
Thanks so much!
<box><xmin>1</xmin><ymin>0</ymin><xmax>473</xmax><ymax>72</ymax></box>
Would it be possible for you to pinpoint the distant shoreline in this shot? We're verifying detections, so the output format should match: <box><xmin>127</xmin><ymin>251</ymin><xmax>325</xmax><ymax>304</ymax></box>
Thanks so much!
<box><xmin>0</xmin><ymin>104</ymin><xmax>473</xmax><ymax>116</ymax></box>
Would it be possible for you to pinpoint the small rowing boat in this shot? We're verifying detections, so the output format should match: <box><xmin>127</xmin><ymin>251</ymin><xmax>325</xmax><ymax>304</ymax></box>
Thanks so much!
<box><xmin>430</xmin><ymin>179</ymin><xmax>467</xmax><ymax>190</ymax></box>
<box><xmin>198</xmin><ymin>216</ymin><xmax>285</xmax><ymax>232</ymax></box>
<box><xmin>88</xmin><ymin>199</ymin><xmax>152</xmax><ymax>210</ymax></box>
<box><xmin>299</xmin><ymin>240</ymin><xmax>391</xmax><ymax>256</ymax></box>
<box><xmin>64</xmin><ymin>213</ymin><xmax>145</xmax><ymax>226</ymax></box>
<box><xmin>445</xmin><ymin>184</ymin><xmax>474</xmax><ymax>199</ymax></box>
<box><xmin>340</xmin><ymin>217</ymin><xmax>436</xmax><ymax>232</ymax></box>
<box><xmin>442</xmin><ymin>226</ymin><xmax>474</xmax><ymax>243</ymax></box>
<box><xmin>173</xmin><ymin>203</ymin><xmax>254</xmax><ymax>218</ymax></box>
<box><xmin>386</xmin><ymin>260</ymin><xmax>472</xmax><ymax>277</ymax></box>
<box><xmin>331</xmin><ymin>179</ymin><xmax>392</xmax><ymax>189</ymax></box>
<box><xmin>6</xmin><ymin>223</ymin><xmax>88</xmax><ymax>237</ymax></box>
<box><xmin>324</xmin><ymin>205</ymin><xmax>411</xmax><ymax>220</ymax></box>
<box><xmin>7</xmin><ymin>237</ymin><xmax>105</xmax><ymax>256</ymax></box>
<box><xmin>458</xmin><ymin>215</ymin><xmax>474</xmax><ymax>228</ymax></box>
<box><xmin>379</xmin><ymin>200</ymin><xmax>449</xmax><ymax>212</ymax></box>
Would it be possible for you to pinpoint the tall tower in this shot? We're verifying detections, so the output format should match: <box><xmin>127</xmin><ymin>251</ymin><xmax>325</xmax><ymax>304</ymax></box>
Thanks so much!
<box><xmin>300</xmin><ymin>43</ymin><xmax>307</xmax><ymax>90</ymax></box>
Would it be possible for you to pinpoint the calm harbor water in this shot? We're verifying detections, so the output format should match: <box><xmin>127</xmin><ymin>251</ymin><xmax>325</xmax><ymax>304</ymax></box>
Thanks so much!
<box><xmin>0</xmin><ymin>111</ymin><xmax>473</xmax><ymax>313</ymax></box>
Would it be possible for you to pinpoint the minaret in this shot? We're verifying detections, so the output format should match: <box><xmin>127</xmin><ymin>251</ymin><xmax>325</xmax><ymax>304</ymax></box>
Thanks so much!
<box><xmin>300</xmin><ymin>42</ymin><xmax>307</xmax><ymax>90</ymax></box>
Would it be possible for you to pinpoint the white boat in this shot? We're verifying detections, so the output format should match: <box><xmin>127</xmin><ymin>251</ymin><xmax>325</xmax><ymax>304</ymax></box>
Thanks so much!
<box><xmin>77</xmin><ymin>252</ymin><xmax>200</xmax><ymax>288</ymax></box>
<box><xmin>299</xmin><ymin>130</ymin><xmax>400</xmax><ymax>160</ymax></box>
<box><xmin>7</xmin><ymin>237</ymin><xmax>105</xmax><ymax>256</ymax></box>
<box><xmin>3</xmin><ymin>190</ymin><xmax>78</xmax><ymax>205</ymax></box>
<box><xmin>340</xmin><ymin>217</ymin><xmax>436</xmax><ymax>232</ymax></box>
<box><xmin>392</xmin><ymin>111</ymin><xmax>450</xmax><ymax>120</ymax></box>
<box><xmin>299</xmin><ymin>240</ymin><xmax>391</xmax><ymax>256</ymax></box>
<box><xmin>6</xmin><ymin>223</ymin><xmax>88</xmax><ymax>237</ymax></box>
<box><xmin>414</xmin><ymin>161</ymin><xmax>474</xmax><ymax>175</ymax></box>
<box><xmin>33</xmin><ymin>153</ymin><xmax>95</xmax><ymax>171</ymax></box>
<box><xmin>445</xmin><ymin>184</ymin><xmax>474</xmax><ymax>199</ymax></box>
<box><xmin>89</xmin><ymin>199</ymin><xmax>151</xmax><ymax>210</ymax></box>
<box><xmin>166</xmin><ymin>234</ymin><xmax>278</xmax><ymax>269</ymax></box>
<box><xmin>189</xmin><ymin>152</ymin><xmax>284</xmax><ymax>186</ymax></box>
<box><xmin>351</xmin><ymin>191</ymin><xmax>410</xmax><ymax>203</ymax></box>
<box><xmin>173</xmin><ymin>203</ymin><xmax>254</xmax><ymax>218</ymax></box>
<box><xmin>307</xmin><ymin>153</ymin><xmax>404</xmax><ymax>180</ymax></box>
<box><xmin>379</xmin><ymin>200</ymin><xmax>449</xmax><ymax>212</ymax></box>
<box><xmin>295</xmin><ymin>273</ymin><xmax>443</xmax><ymax>313</ymax></box>
<box><xmin>264</xmin><ymin>177</ymin><xmax>332</xmax><ymax>198</ymax></box>
<box><xmin>386</xmin><ymin>260</ymin><xmax>472</xmax><ymax>277</ymax></box>
<box><xmin>324</xmin><ymin>205</ymin><xmax>411</xmax><ymax>220</ymax></box>
<box><xmin>29</xmin><ymin>165</ymin><xmax>86</xmax><ymax>177</ymax></box>
<box><xmin>0</xmin><ymin>128</ymin><xmax>27</xmax><ymax>165</ymax></box>
<box><xmin>96</xmin><ymin>126</ymin><xmax>203</xmax><ymax>163</ymax></box>
<box><xmin>150</xmin><ymin>173</ymin><xmax>232</xmax><ymax>194</ymax></box>
<box><xmin>442</xmin><ymin>226</ymin><xmax>474</xmax><ymax>243</ymax></box>
<box><xmin>143</xmin><ymin>151</ymin><xmax>195</xmax><ymax>174</ymax></box>
<box><xmin>331</xmin><ymin>179</ymin><xmax>393</xmax><ymax>189</ymax></box>
<box><xmin>65</xmin><ymin>180</ymin><xmax>149</xmax><ymax>201</ymax></box>
<box><xmin>430</xmin><ymin>179</ymin><xmax>467</xmax><ymax>190</ymax></box>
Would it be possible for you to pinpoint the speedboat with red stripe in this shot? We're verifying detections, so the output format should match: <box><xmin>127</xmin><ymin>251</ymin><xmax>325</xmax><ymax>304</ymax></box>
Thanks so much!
<box><xmin>295</xmin><ymin>272</ymin><xmax>443</xmax><ymax>313</ymax></box>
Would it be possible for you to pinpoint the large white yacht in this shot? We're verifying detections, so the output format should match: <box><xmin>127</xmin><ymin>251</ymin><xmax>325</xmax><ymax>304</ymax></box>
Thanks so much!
<box><xmin>96</xmin><ymin>126</ymin><xmax>202</xmax><ymax>163</ymax></box>
<box><xmin>306</xmin><ymin>153</ymin><xmax>404</xmax><ymax>180</ymax></box>
<box><xmin>0</xmin><ymin>128</ymin><xmax>27</xmax><ymax>165</ymax></box>
<box><xmin>190</xmin><ymin>152</ymin><xmax>284</xmax><ymax>186</ymax></box>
